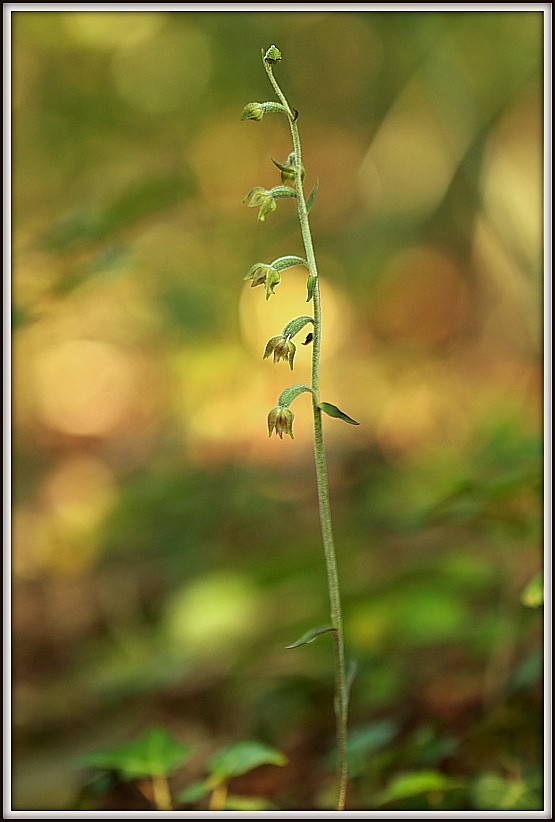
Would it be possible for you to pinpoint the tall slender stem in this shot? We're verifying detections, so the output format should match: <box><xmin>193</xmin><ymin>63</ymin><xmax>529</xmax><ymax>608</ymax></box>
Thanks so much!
<box><xmin>265</xmin><ymin>58</ymin><xmax>348</xmax><ymax>812</ymax></box>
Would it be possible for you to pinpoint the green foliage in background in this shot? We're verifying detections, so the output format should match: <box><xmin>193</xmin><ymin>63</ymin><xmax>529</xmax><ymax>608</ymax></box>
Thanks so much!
<box><xmin>11</xmin><ymin>8</ymin><xmax>544</xmax><ymax>813</ymax></box>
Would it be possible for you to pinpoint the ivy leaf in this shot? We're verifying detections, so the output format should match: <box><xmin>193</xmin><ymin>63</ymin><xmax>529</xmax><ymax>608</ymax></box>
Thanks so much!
<box><xmin>208</xmin><ymin>741</ymin><xmax>287</xmax><ymax>784</ymax></box>
<box><xmin>319</xmin><ymin>402</ymin><xmax>360</xmax><ymax>425</ymax></box>
<box><xmin>285</xmin><ymin>625</ymin><xmax>336</xmax><ymax>649</ymax></box>
<box><xmin>79</xmin><ymin>727</ymin><xmax>193</xmax><ymax>780</ymax></box>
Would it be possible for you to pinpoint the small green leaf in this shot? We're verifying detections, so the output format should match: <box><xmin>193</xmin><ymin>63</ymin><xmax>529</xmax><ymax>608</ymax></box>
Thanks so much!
<box><xmin>319</xmin><ymin>402</ymin><xmax>360</xmax><ymax>425</ymax></box>
<box><xmin>285</xmin><ymin>625</ymin><xmax>336</xmax><ymax>649</ymax></box>
<box><xmin>306</xmin><ymin>178</ymin><xmax>319</xmax><ymax>214</ymax></box>
<box><xmin>271</xmin><ymin>255</ymin><xmax>307</xmax><ymax>272</ymax></box>
<box><xmin>79</xmin><ymin>727</ymin><xmax>193</xmax><ymax>781</ymax></box>
<box><xmin>277</xmin><ymin>384</ymin><xmax>313</xmax><ymax>408</ymax></box>
<box><xmin>306</xmin><ymin>274</ymin><xmax>317</xmax><ymax>302</ymax></box>
<box><xmin>176</xmin><ymin>779</ymin><xmax>211</xmax><ymax>805</ymax></box>
<box><xmin>208</xmin><ymin>741</ymin><xmax>287</xmax><ymax>784</ymax></box>
<box><xmin>282</xmin><ymin>315</ymin><xmax>314</xmax><ymax>340</ymax></box>
<box><xmin>372</xmin><ymin>770</ymin><xmax>460</xmax><ymax>807</ymax></box>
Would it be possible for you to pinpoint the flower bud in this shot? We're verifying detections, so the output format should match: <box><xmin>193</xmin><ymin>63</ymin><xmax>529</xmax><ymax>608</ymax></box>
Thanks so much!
<box><xmin>241</xmin><ymin>102</ymin><xmax>265</xmax><ymax>121</ymax></box>
<box><xmin>241</xmin><ymin>101</ymin><xmax>287</xmax><ymax>121</ymax></box>
<box><xmin>264</xmin><ymin>45</ymin><xmax>282</xmax><ymax>64</ymax></box>
<box><xmin>268</xmin><ymin>405</ymin><xmax>294</xmax><ymax>439</ymax></box>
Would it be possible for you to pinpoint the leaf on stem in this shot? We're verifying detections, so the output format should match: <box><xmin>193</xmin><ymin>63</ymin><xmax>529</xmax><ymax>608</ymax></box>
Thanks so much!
<box><xmin>306</xmin><ymin>274</ymin><xmax>317</xmax><ymax>302</ymax></box>
<box><xmin>319</xmin><ymin>402</ymin><xmax>360</xmax><ymax>425</ymax></box>
<box><xmin>306</xmin><ymin>178</ymin><xmax>319</xmax><ymax>214</ymax></box>
<box><xmin>286</xmin><ymin>625</ymin><xmax>336</xmax><ymax>649</ymax></box>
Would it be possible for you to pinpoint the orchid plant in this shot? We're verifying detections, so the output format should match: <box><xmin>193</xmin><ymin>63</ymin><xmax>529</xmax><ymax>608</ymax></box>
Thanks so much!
<box><xmin>241</xmin><ymin>45</ymin><xmax>359</xmax><ymax>811</ymax></box>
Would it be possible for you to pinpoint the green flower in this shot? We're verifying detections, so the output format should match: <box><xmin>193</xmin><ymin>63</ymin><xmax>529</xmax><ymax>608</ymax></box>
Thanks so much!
<box><xmin>272</xmin><ymin>152</ymin><xmax>305</xmax><ymax>187</ymax></box>
<box><xmin>263</xmin><ymin>335</ymin><xmax>296</xmax><ymax>369</ymax></box>
<box><xmin>243</xmin><ymin>186</ymin><xmax>297</xmax><ymax>222</ymax></box>
<box><xmin>244</xmin><ymin>263</ymin><xmax>281</xmax><ymax>300</ymax></box>
<box><xmin>268</xmin><ymin>406</ymin><xmax>294</xmax><ymax>439</ymax></box>
<box><xmin>243</xmin><ymin>187</ymin><xmax>278</xmax><ymax>222</ymax></box>
<box><xmin>244</xmin><ymin>256</ymin><xmax>307</xmax><ymax>301</ymax></box>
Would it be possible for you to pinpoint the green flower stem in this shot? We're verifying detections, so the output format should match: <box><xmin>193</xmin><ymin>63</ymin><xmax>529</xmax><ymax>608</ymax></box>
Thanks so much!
<box><xmin>264</xmin><ymin>57</ymin><xmax>348</xmax><ymax>813</ymax></box>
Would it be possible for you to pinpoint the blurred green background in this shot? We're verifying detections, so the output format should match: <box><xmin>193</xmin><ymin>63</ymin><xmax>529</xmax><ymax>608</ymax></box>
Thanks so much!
<box><xmin>11</xmin><ymin>8</ymin><xmax>544</xmax><ymax>812</ymax></box>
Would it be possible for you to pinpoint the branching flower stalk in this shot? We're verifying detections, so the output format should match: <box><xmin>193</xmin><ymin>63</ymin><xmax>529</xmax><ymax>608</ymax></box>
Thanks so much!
<box><xmin>241</xmin><ymin>46</ymin><xmax>359</xmax><ymax>811</ymax></box>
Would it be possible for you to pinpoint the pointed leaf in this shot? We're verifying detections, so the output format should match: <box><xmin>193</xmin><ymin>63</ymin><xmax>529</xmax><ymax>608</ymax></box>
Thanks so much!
<box><xmin>285</xmin><ymin>625</ymin><xmax>336</xmax><ymax>649</ymax></box>
<box><xmin>79</xmin><ymin>727</ymin><xmax>193</xmax><ymax>780</ymax></box>
<box><xmin>372</xmin><ymin>770</ymin><xmax>460</xmax><ymax>807</ymax></box>
<box><xmin>306</xmin><ymin>178</ymin><xmax>319</xmax><ymax>214</ymax></box>
<box><xmin>208</xmin><ymin>741</ymin><xmax>287</xmax><ymax>783</ymax></box>
<box><xmin>306</xmin><ymin>274</ymin><xmax>317</xmax><ymax>302</ymax></box>
<box><xmin>319</xmin><ymin>402</ymin><xmax>360</xmax><ymax>425</ymax></box>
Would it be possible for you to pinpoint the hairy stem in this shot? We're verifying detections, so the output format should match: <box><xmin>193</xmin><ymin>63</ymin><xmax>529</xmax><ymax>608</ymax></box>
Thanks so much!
<box><xmin>265</xmin><ymin>57</ymin><xmax>348</xmax><ymax>812</ymax></box>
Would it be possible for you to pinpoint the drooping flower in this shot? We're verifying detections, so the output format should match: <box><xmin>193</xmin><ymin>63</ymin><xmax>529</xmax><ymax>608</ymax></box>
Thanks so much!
<box><xmin>267</xmin><ymin>405</ymin><xmax>294</xmax><ymax>439</ymax></box>
<box><xmin>244</xmin><ymin>257</ymin><xmax>307</xmax><ymax>301</ymax></box>
<box><xmin>243</xmin><ymin>185</ymin><xmax>297</xmax><ymax>222</ymax></box>
<box><xmin>243</xmin><ymin>187</ymin><xmax>278</xmax><ymax>222</ymax></box>
<box><xmin>244</xmin><ymin>263</ymin><xmax>281</xmax><ymax>300</ymax></box>
<box><xmin>263</xmin><ymin>335</ymin><xmax>296</xmax><ymax>369</ymax></box>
